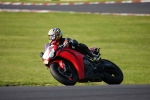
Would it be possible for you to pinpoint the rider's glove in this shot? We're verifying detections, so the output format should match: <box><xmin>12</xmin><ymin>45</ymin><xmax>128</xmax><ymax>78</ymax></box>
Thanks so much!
<box><xmin>63</xmin><ymin>40</ymin><xmax>69</xmax><ymax>47</ymax></box>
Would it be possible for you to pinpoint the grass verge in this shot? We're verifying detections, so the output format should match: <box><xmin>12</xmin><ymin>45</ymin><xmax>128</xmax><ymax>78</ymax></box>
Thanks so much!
<box><xmin>0</xmin><ymin>12</ymin><xmax>150</xmax><ymax>86</ymax></box>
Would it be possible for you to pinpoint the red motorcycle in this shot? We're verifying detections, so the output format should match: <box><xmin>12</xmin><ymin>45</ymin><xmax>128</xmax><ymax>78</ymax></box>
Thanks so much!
<box><xmin>41</xmin><ymin>44</ymin><xmax>123</xmax><ymax>86</ymax></box>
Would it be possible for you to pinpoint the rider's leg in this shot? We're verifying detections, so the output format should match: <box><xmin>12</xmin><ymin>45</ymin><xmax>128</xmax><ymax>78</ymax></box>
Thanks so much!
<box><xmin>77</xmin><ymin>43</ymin><xmax>100</xmax><ymax>62</ymax></box>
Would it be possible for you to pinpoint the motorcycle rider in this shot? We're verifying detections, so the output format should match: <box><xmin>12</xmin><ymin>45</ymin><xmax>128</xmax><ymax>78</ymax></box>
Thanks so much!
<box><xmin>41</xmin><ymin>28</ymin><xmax>100</xmax><ymax>65</ymax></box>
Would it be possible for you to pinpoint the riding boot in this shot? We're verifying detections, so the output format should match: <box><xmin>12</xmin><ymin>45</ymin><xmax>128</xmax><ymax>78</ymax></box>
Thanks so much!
<box><xmin>87</xmin><ymin>51</ymin><xmax>100</xmax><ymax>62</ymax></box>
<box><xmin>89</xmin><ymin>47</ymin><xmax>101</xmax><ymax>62</ymax></box>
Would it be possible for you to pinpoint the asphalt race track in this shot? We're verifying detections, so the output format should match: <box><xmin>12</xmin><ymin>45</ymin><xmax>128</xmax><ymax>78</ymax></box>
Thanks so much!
<box><xmin>0</xmin><ymin>85</ymin><xmax>150</xmax><ymax>100</ymax></box>
<box><xmin>0</xmin><ymin>2</ymin><xmax>150</xmax><ymax>14</ymax></box>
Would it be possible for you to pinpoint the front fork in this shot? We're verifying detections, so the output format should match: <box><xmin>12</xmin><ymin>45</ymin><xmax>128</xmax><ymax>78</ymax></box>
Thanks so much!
<box><xmin>49</xmin><ymin>60</ymin><xmax>66</xmax><ymax>69</ymax></box>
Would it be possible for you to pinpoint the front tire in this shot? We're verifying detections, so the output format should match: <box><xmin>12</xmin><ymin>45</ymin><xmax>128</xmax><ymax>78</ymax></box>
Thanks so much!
<box><xmin>50</xmin><ymin>62</ymin><xmax>77</xmax><ymax>86</ymax></box>
<box><xmin>101</xmin><ymin>59</ymin><xmax>124</xmax><ymax>84</ymax></box>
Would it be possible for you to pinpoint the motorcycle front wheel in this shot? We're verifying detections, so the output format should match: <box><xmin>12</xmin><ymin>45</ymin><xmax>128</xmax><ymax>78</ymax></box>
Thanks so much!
<box><xmin>50</xmin><ymin>62</ymin><xmax>77</xmax><ymax>86</ymax></box>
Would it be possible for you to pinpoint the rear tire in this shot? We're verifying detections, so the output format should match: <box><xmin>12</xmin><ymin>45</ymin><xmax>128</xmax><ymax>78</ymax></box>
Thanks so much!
<box><xmin>101</xmin><ymin>59</ymin><xmax>123</xmax><ymax>84</ymax></box>
<box><xmin>50</xmin><ymin>62</ymin><xmax>77</xmax><ymax>86</ymax></box>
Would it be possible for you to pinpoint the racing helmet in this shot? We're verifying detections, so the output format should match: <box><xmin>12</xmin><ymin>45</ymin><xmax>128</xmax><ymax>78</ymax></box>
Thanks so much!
<box><xmin>48</xmin><ymin>28</ymin><xmax>62</xmax><ymax>41</ymax></box>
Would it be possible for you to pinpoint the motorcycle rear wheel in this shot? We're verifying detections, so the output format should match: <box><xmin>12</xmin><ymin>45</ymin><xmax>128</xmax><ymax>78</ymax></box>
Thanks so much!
<box><xmin>50</xmin><ymin>62</ymin><xmax>77</xmax><ymax>86</ymax></box>
<box><xmin>101</xmin><ymin>59</ymin><xmax>124</xmax><ymax>84</ymax></box>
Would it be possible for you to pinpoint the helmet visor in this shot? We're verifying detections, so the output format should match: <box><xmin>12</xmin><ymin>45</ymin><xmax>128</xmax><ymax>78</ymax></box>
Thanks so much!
<box><xmin>48</xmin><ymin>35</ymin><xmax>55</xmax><ymax>40</ymax></box>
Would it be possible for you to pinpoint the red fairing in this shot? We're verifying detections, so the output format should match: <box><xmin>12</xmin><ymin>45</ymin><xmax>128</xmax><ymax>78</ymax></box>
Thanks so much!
<box><xmin>58</xmin><ymin>48</ymin><xmax>85</xmax><ymax>79</ymax></box>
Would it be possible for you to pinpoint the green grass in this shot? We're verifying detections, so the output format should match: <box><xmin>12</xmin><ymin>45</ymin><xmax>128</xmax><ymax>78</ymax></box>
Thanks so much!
<box><xmin>0</xmin><ymin>12</ymin><xmax>150</xmax><ymax>86</ymax></box>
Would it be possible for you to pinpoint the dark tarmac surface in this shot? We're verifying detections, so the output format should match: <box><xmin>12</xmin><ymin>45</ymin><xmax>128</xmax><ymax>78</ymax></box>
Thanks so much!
<box><xmin>0</xmin><ymin>2</ymin><xmax>150</xmax><ymax>14</ymax></box>
<box><xmin>0</xmin><ymin>85</ymin><xmax>150</xmax><ymax>100</ymax></box>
